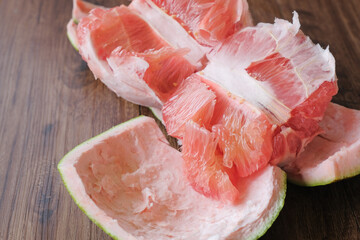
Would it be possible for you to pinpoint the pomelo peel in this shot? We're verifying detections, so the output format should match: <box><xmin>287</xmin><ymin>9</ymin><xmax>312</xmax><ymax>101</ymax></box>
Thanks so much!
<box><xmin>58</xmin><ymin>116</ymin><xmax>287</xmax><ymax>240</ymax></box>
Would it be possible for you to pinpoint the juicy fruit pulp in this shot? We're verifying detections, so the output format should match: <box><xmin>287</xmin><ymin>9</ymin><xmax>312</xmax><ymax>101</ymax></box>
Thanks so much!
<box><xmin>162</xmin><ymin>14</ymin><xmax>336</xmax><ymax>202</ymax></box>
<box><xmin>163</xmin><ymin>74</ymin><xmax>274</xmax><ymax>200</ymax></box>
<box><xmin>58</xmin><ymin>116</ymin><xmax>287</xmax><ymax>240</ymax></box>
<box><xmin>204</xmin><ymin>13</ymin><xmax>337</xmax><ymax>164</ymax></box>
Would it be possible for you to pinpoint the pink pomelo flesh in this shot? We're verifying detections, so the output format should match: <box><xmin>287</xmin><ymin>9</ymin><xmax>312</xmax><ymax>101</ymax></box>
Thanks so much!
<box><xmin>182</xmin><ymin>121</ymin><xmax>241</xmax><ymax>203</ymax></box>
<box><xmin>162</xmin><ymin>13</ymin><xmax>337</xmax><ymax>199</ymax></box>
<box><xmin>151</xmin><ymin>0</ymin><xmax>253</xmax><ymax>46</ymax></box>
<box><xmin>163</xmin><ymin>75</ymin><xmax>216</xmax><ymax>138</ymax></box>
<box><xmin>163</xmin><ymin>74</ymin><xmax>274</xmax><ymax>200</ymax></box>
<box><xmin>284</xmin><ymin>103</ymin><xmax>360</xmax><ymax>186</ymax></box>
<box><xmin>58</xmin><ymin>116</ymin><xmax>287</xmax><ymax>240</ymax></box>
<box><xmin>163</xmin><ymin>74</ymin><xmax>274</xmax><ymax>177</ymax></box>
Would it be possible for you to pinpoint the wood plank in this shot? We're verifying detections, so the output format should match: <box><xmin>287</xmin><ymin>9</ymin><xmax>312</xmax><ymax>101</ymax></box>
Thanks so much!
<box><xmin>0</xmin><ymin>0</ymin><xmax>358</xmax><ymax>239</ymax></box>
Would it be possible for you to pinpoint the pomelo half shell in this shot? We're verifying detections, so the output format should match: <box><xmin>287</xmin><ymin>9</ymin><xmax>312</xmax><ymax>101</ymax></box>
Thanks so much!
<box><xmin>58</xmin><ymin>116</ymin><xmax>286</xmax><ymax>240</ymax></box>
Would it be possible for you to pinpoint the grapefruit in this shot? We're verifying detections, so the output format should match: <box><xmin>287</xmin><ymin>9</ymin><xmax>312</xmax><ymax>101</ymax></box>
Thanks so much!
<box><xmin>283</xmin><ymin>103</ymin><xmax>360</xmax><ymax>186</ymax></box>
<box><xmin>58</xmin><ymin>116</ymin><xmax>287</xmax><ymax>239</ymax></box>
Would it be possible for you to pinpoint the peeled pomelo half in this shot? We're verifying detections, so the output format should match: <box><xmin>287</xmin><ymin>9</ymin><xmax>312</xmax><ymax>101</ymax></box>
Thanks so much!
<box><xmin>203</xmin><ymin>12</ymin><xmax>338</xmax><ymax>164</ymax></box>
<box><xmin>58</xmin><ymin>116</ymin><xmax>287</xmax><ymax>239</ymax></box>
<box><xmin>283</xmin><ymin>103</ymin><xmax>360</xmax><ymax>186</ymax></box>
<box><xmin>77</xmin><ymin>5</ymin><xmax>198</xmax><ymax>106</ymax></box>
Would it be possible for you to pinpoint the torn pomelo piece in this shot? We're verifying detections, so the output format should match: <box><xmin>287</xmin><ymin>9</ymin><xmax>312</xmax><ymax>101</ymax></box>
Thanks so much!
<box><xmin>283</xmin><ymin>103</ymin><xmax>360</xmax><ymax>186</ymax></box>
<box><xmin>58</xmin><ymin>116</ymin><xmax>287</xmax><ymax>239</ymax></box>
<box><xmin>77</xmin><ymin>5</ymin><xmax>198</xmax><ymax>107</ymax></box>
<box><xmin>150</xmin><ymin>0</ymin><xmax>253</xmax><ymax>47</ymax></box>
<box><xmin>72</xmin><ymin>0</ymin><xmax>101</xmax><ymax>23</ymax></box>
<box><xmin>203</xmin><ymin>12</ymin><xmax>338</xmax><ymax>165</ymax></box>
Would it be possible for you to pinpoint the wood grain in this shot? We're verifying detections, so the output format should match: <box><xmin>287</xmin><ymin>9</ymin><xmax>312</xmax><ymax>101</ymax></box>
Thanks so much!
<box><xmin>0</xmin><ymin>0</ymin><xmax>359</xmax><ymax>239</ymax></box>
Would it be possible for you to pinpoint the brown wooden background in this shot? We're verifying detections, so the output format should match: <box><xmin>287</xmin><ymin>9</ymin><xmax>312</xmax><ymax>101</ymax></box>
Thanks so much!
<box><xmin>0</xmin><ymin>0</ymin><xmax>359</xmax><ymax>239</ymax></box>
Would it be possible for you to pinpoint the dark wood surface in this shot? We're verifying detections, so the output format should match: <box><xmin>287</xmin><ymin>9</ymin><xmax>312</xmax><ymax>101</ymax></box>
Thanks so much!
<box><xmin>0</xmin><ymin>0</ymin><xmax>359</xmax><ymax>239</ymax></box>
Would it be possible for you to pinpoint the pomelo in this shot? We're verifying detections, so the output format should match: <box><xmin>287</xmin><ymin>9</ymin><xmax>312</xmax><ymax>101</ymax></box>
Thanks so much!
<box><xmin>58</xmin><ymin>116</ymin><xmax>287</xmax><ymax>239</ymax></box>
<box><xmin>283</xmin><ymin>103</ymin><xmax>360</xmax><ymax>186</ymax></box>
<box><xmin>200</xmin><ymin>12</ymin><xmax>337</xmax><ymax>165</ymax></box>
<box><xmin>160</xmin><ymin>13</ymin><xmax>338</xmax><ymax>199</ymax></box>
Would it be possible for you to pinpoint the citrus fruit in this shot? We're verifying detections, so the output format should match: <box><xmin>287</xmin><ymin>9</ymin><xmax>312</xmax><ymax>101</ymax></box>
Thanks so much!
<box><xmin>283</xmin><ymin>103</ymin><xmax>360</xmax><ymax>186</ymax></box>
<box><xmin>203</xmin><ymin>12</ymin><xmax>338</xmax><ymax>165</ymax></box>
<box><xmin>161</xmin><ymin>13</ymin><xmax>337</xmax><ymax>199</ymax></box>
<box><xmin>58</xmin><ymin>116</ymin><xmax>287</xmax><ymax>239</ymax></box>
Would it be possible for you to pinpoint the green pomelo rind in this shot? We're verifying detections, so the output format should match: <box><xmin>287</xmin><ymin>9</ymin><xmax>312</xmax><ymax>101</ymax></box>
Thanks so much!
<box><xmin>149</xmin><ymin>107</ymin><xmax>163</xmax><ymax>124</ymax></box>
<box><xmin>58</xmin><ymin>116</ymin><xmax>147</xmax><ymax>240</ymax></box>
<box><xmin>287</xmin><ymin>165</ymin><xmax>360</xmax><ymax>187</ymax></box>
<box><xmin>66</xmin><ymin>31</ymin><xmax>79</xmax><ymax>51</ymax></box>
<box><xmin>250</xmin><ymin>170</ymin><xmax>287</xmax><ymax>240</ymax></box>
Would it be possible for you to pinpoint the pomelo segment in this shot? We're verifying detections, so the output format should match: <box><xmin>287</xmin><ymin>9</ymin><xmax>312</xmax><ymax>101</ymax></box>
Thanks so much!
<box><xmin>58</xmin><ymin>116</ymin><xmax>287</xmax><ymax>239</ymax></box>
<box><xmin>182</xmin><ymin>121</ymin><xmax>240</xmax><ymax>203</ymax></box>
<box><xmin>163</xmin><ymin>74</ymin><xmax>274</xmax><ymax>179</ymax></box>
<box><xmin>151</xmin><ymin>0</ymin><xmax>253</xmax><ymax>46</ymax></box>
<box><xmin>205</xmin><ymin>78</ymin><xmax>274</xmax><ymax>177</ymax></box>
<box><xmin>203</xmin><ymin>12</ymin><xmax>337</xmax><ymax>164</ymax></box>
<box><xmin>163</xmin><ymin>75</ymin><xmax>216</xmax><ymax>138</ymax></box>
<box><xmin>213</xmin><ymin>106</ymin><xmax>273</xmax><ymax>177</ymax></box>
<box><xmin>284</xmin><ymin>103</ymin><xmax>360</xmax><ymax>186</ymax></box>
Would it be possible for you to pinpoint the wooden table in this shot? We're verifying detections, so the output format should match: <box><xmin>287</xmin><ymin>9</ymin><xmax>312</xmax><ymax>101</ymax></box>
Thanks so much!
<box><xmin>0</xmin><ymin>0</ymin><xmax>359</xmax><ymax>239</ymax></box>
